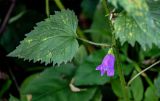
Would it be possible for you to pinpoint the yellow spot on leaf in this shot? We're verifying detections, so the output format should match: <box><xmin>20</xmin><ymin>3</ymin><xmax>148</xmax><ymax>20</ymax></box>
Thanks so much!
<box><xmin>47</xmin><ymin>52</ymin><xmax>52</xmax><ymax>58</ymax></box>
<box><xmin>26</xmin><ymin>39</ymin><xmax>32</xmax><ymax>43</ymax></box>
<box><xmin>42</xmin><ymin>38</ymin><xmax>48</xmax><ymax>41</ymax></box>
<box><xmin>129</xmin><ymin>32</ymin><xmax>133</xmax><ymax>37</ymax></box>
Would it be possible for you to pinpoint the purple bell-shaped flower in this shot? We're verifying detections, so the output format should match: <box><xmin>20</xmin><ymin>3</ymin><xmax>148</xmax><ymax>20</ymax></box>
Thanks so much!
<box><xmin>96</xmin><ymin>48</ymin><xmax>115</xmax><ymax>77</ymax></box>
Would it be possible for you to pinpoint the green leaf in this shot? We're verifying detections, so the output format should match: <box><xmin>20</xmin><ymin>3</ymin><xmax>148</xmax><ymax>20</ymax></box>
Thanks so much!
<box><xmin>110</xmin><ymin>0</ymin><xmax>160</xmax><ymax>50</ymax></box>
<box><xmin>154</xmin><ymin>73</ymin><xmax>160</xmax><ymax>97</ymax></box>
<box><xmin>8</xmin><ymin>9</ymin><xmax>79</xmax><ymax>65</ymax></box>
<box><xmin>73</xmin><ymin>45</ymin><xmax>87</xmax><ymax>65</ymax></box>
<box><xmin>21</xmin><ymin>64</ymin><xmax>97</xmax><ymax>101</ymax></box>
<box><xmin>114</xmin><ymin>13</ymin><xmax>159</xmax><ymax>50</ymax></box>
<box><xmin>9</xmin><ymin>94</ymin><xmax>50</xmax><ymax>101</ymax></box>
<box><xmin>109</xmin><ymin>0</ymin><xmax>149</xmax><ymax>17</ymax></box>
<box><xmin>90</xmin><ymin>89</ymin><xmax>102</xmax><ymax>101</ymax></box>
<box><xmin>111</xmin><ymin>78</ymin><xmax>131</xmax><ymax>100</ymax></box>
<box><xmin>9</xmin><ymin>95</ymin><xmax>20</xmax><ymax>101</ymax></box>
<box><xmin>148</xmin><ymin>0</ymin><xmax>160</xmax><ymax>28</ymax></box>
<box><xmin>111</xmin><ymin>78</ymin><xmax>123</xmax><ymax>98</ymax></box>
<box><xmin>108</xmin><ymin>0</ymin><xmax>151</xmax><ymax>29</ymax></box>
<box><xmin>147</xmin><ymin>0</ymin><xmax>160</xmax><ymax>45</ymax></box>
<box><xmin>74</xmin><ymin>49</ymin><xmax>110</xmax><ymax>86</ymax></box>
<box><xmin>130</xmin><ymin>71</ymin><xmax>144</xmax><ymax>101</ymax></box>
<box><xmin>20</xmin><ymin>74</ymin><xmax>39</xmax><ymax>93</ymax></box>
<box><xmin>144</xmin><ymin>86</ymin><xmax>159</xmax><ymax>101</ymax></box>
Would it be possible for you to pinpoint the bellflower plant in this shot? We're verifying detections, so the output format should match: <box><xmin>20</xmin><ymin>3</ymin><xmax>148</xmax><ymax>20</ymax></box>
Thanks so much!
<box><xmin>96</xmin><ymin>48</ymin><xmax>115</xmax><ymax>76</ymax></box>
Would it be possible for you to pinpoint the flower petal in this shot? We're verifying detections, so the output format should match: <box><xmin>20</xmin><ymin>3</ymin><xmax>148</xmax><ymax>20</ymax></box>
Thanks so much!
<box><xmin>100</xmin><ymin>69</ymin><xmax>106</xmax><ymax>76</ymax></box>
<box><xmin>96</xmin><ymin>65</ymin><xmax>102</xmax><ymax>70</ymax></box>
<box><xmin>107</xmin><ymin>68</ymin><xmax>114</xmax><ymax>77</ymax></box>
<box><xmin>96</xmin><ymin>54</ymin><xmax>115</xmax><ymax>77</ymax></box>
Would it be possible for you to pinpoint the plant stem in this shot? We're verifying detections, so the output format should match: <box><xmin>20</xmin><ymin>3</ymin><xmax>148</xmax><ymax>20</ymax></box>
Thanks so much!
<box><xmin>9</xmin><ymin>67</ymin><xmax>20</xmax><ymax>92</ymax></box>
<box><xmin>114</xmin><ymin>48</ymin><xmax>130</xmax><ymax>101</ymax></box>
<box><xmin>54</xmin><ymin>0</ymin><xmax>65</xmax><ymax>9</ymax></box>
<box><xmin>53</xmin><ymin>0</ymin><xmax>94</xmax><ymax>53</ymax></box>
<box><xmin>9</xmin><ymin>10</ymin><xmax>26</xmax><ymax>23</ymax></box>
<box><xmin>102</xmin><ymin>0</ymin><xmax>130</xmax><ymax>101</ymax></box>
<box><xmin>128</xmin><ymin>60</ymin><xmax>160</xmax><ymax>86</ymax></box>
<box><xmin>126</xmin><ymin>58</ymin><xmax>153</xmax><ymax>86</ymax></box>
<box><xmin>77</xmin><ymin>27</ymin><xmax>94</xmax><ymax>52</ymax></box>
<box><xmin>0</xmin><ymin>0</ymin><xmax>15</xmax><ymax>35</ymax></box>
<box><xmin>45</xmin><ymin>0</ymin><xmax>50</xmax><ymax>17</ymax></box>
<box><xmin>77</xmin><ymin>37</ymin><xmax>110</xmax><ymax>47</ymax></box>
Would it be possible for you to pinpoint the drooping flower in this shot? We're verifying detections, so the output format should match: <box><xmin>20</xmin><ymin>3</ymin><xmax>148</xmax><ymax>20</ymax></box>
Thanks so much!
<box><xmin>96</xmin><ymin>54</ymin><xmax>115</xmax><ymax>77</ymax></box>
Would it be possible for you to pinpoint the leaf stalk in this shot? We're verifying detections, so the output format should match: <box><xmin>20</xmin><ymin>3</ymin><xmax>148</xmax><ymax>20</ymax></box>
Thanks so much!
<box><xmin>128</xmin><ymin>60</ymin><xmax>160</xmax><ymax>86</ymax></box>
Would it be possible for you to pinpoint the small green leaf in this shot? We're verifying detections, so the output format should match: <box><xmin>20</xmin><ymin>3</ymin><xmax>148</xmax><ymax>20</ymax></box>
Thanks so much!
<box><xmin>21</xmin><ymin>64</ymin><xmax>97</xmax><ymax>101</ymax></box>
<box><xmin>154</xmin><ymin>73</ymin><xmax>160</xmax><ymax>97</ymax></box>
<box><xmin>9</xmin><ymin>95</ymin><xmax>20</xmax><ymax>101</ymax></box>
<box><xmin>8</xmin><ymin>9</ymin><xmax>79</xmax><ymax>65</ymax></box>
<box><xmin>111</xmin><ymin>78</ymin><xmax>123</xmax><ymax>98</ymax></box>
<box><xmin>111</xmin><ymin>78</ymin><xmax>131</xmax><ymax>100</ymax></box>
<box><xmin>130</xmin><ymin>71</ymin><xmax>144</xmax><ymax>101</ymax></box>
<box><xmin>90</xmin><ymin>89</ymin><xmax>102</xmax><ymax>101</ymax></box>
<box><xmin>74</xmin><ymin>49</ymin><xmax>110</xmax><ymax>86</ymax></box>
<box><xmin>9</xmin><ymin>92</ymin><xmax>28</xmax><ymax>101</ymax></box>
<box><xmin>73</xmin><ymin>45</ymin><xmax>87</xmax><ymax>65</ymax></box>
<box><xmin>144</xmin><ymin>86</ymin><xmax>159</xmax><ymax>101</ymax></box>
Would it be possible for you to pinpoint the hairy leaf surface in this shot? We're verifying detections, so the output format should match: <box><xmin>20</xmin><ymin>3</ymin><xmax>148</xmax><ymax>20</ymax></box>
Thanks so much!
<box><xmin>114</xmin><ymin>11</ymin><xmax>160</xmax><ymax>49</ymax></box>
<box><xmin>110</xmin><ymin>0</ymin><xmax>160</xmax><ymax>50</ymax></box>
<box><xmin>8</xmin><ymin>10</ymin><xmax>79</xmax><ymax>65</ymax></box>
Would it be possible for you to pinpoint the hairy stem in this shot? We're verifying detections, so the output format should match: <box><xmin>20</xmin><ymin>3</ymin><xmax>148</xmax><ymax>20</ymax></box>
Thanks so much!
<box><xmin>102</xmin><ymin>0</ymin><xmax>130</xmax><ymax>101</ymax></box>
<box><xmin>45</xmin><ymin>0</ymin><xmax>50</xmax><ymax>17</ymax></box>
<box><xmin>114</xmin><ymin>47</ymin><xmax>130</xmax><ymax>101</ymax></box>
<box><xmin>54</xmin><ymin>0</ymin><xmax>65</xmax><ymax>9</ymax></box>
<box><xmin>77</xmin><ymin>37</ymin><xmax>110</xmax><ymax>47</ymax></box>
<box><xmin>77</xmin><ymin>27</ymin><xmax>94</xmax><ymax>52</ymax></box>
